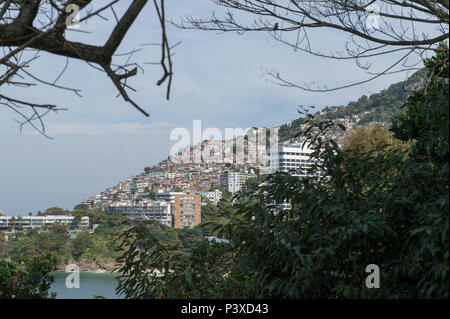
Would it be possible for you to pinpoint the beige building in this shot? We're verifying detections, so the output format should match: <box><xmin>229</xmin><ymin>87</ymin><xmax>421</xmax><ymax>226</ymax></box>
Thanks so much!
<box><xmin>173</xmin><ymin>194</ymin><xmax>201</xmax><ymax>228</ymax></box>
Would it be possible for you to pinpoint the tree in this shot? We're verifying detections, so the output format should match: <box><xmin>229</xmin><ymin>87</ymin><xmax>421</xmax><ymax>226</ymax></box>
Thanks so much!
<box><xmin>198</xmin><ymin>196</ymin><xmax>235</xmax><ymax>236</ymax></box>
<box><xmin>243</xmin><ymin>175</ymin><xmax>266</xmax><ymax>193</ymax></box>
<box><xmin>44</xmin><ymin>207</ymin><xmax>67</xmax><ymax>216</ymax></box>
<box><xmin>74</xmin><ymin>203</ymin><xmax>89</xmax><ymax>210</ymax></box>
<box><xmin>152</xmin><ymin>182</ymin><xmax>160</xmax><ymax>190</ymax></box>
<box><xmin>182</xmin><ymin>0</ymin><xmax>448</xmax><ymax>92</ymax></box>
<box><xmin>71</xmin><ymin>232</ymin><xmax>91</xmax><ymax>261</ymax></box>
<box><xmin>342</xmin><ymin>124</ymin><xmax>412</xmax><ymax>158</ymax></box>
<box><xmin>72</xmin><ymin>208</ymin><xmax>107</xmax><ymax>225</ymax></box>
<box><xmin>0</xmin><ymin>0</ymin><xmax>173</xmax><ymax>136</ymax></box>
<box><xmin>49</xmin><ymin>223</ymin><xmax>67</xmax><ymax>235</ymax></box>
<box><xmin>0</xmin><ymin>233</ymin><xmax>8</xmax><ymax>260</ymax></box>
<box><xmin>116</xmin><ymin>223</ymin><xmax>232</xmax><ymax>298</ymax></box>
<box><xmin>0</xmin><ymin>254</ymin><xmax>57</xmax><ymax>299</ymax></box>
<box><xmin>70</xmin><ymin>215</ymin><xmax>82</xmax><ymax>230</ymax></box>
<box><xmin>212</xmin><ymin>185</ymin><xmax>232</xmax><ymax>201</ymax></box>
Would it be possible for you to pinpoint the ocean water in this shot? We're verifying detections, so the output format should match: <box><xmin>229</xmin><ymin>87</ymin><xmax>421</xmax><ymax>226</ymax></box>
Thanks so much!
<box><xmin>50</xmin><ymin>272</ymin><xmax>121</xmax><ymax>299</ymax></box>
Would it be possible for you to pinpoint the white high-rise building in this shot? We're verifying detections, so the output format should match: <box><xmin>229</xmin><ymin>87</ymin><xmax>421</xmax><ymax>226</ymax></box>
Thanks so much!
<box><xmin>266</xmin><ymin>140</ymin><xmax>320</xmax><ymax>178</ymax></box>
<box><xmin>266</xmin><ymin>140</ymin><xmax>321</xmax><ymax>210</ymax></box>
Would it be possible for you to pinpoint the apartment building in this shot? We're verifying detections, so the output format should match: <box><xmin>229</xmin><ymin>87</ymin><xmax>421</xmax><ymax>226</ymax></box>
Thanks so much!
<box><xmin>266</xmin><ymin>140</ymin><xmax>320</xmax><ymax>177</ymax></box>
<box><xmin>173</xmin><ymin>194</ymin><xmax>201</xmax><ymax>229</ymax></box>
<box><xmin>266</xmin><ymin>140</ymin><xmax>321</xmax><ymax>210</ymax></box>
<box><xmin>155</xmin><ymin>191</ymin><xmax>184</xmax><ymax>204</ymax></box>
<box><xmin>220</xmin><ymin>171</ymin><xmax>256</xmax><ymax>194</ymax></box>
<box><xmin>109</xmin><ymin>201</ymin><xmax>172</xmax><ymax>227</ymax></box>
<box><xmin>0</xmin><ymin>215</ymin><xmax>90</xmax><ymax>231</ymax></box>
<box><xmin>201</xmin><ymin>189</ymin><xmax>222</xmax><ymax>205</ymax></box>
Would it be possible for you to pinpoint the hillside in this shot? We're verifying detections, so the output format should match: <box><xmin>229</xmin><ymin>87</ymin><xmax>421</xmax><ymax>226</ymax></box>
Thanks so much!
<box><xmin>82</xmin><ymin>69</ymin><xmax>428</xmax><ymax>208</ymax></box>
<box><xmin>278</xmin><ymin>69</ymin><xmax>428</xmax><ymax>142</ymax></box>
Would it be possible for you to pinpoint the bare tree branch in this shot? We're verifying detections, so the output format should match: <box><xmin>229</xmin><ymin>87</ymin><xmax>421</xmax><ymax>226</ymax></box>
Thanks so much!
<box><xmin>177</xmin><ymin>0</ymin><xmax>448</xmax><ymax>92</ymax></box>
<box><xmin>1</xmin><ymin>0</ymin><xmax>175</xmax><ymax>135</ymax></box>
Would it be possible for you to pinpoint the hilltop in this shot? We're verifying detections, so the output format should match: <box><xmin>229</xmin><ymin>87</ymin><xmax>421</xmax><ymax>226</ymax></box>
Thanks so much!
<box><xmin>278</xmin><ymin>69</ymin><xmax>427</xmax><ymax>143</ymax></box>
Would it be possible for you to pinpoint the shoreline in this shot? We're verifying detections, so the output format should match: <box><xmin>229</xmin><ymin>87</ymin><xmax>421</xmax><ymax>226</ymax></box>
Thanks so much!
<box><xmin>53</xmin><ymin>269</ymin><xmax>119</xmax><ymax>274</ymax></box>
<box><xmin>55</xmin><ymin>260</ymin><xmax>164</xmax><ymax>276</ymax></box>
<box><xmin>56</xmin><ymin>260</ymin><xmax>121</xmax><ymax>274</ymax></box>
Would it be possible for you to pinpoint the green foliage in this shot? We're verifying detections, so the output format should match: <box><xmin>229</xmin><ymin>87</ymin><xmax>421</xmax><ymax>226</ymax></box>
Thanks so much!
<box><xmin>392</xmin><ymin>42</ymin><xmax>449</xmax><ymax>165</ymax></box>
<box><xmin>206</xmin><ymin>185</ymin><xmax>231</xmax><ymax>201</ymax></box>
<box><xmin>177</xmin><ymin>227</ymin><xmax>204</xmax><ymax>252</ymax></box>
<box><xmin>2</xmin><ymin>208</ymin><xmax>130</xmax><ymax>266</ymax></box>
<box><xmin>243</xmin><ymin>174</ymin><xmax>266</xmax><ymax>193</ymax></box>
<box><xmin>0</xmin><ymin>254</ymin><xmax>56</xmax><ymax>299</ymax></box>
<box><xmin>71</xmin><ymin>231</ymin><xmax>92</xmax><ymax>260</ymax></box>
<box><xmin>199</xmin><ymin>196</ymin><xmax>235</xmax><ymax>236</ymax></box>
<box><xmin>342</xmin><ymin>124</ymin><xmax>413</xmax><ymax>158</ymax></box>
<box><xmin>44</xmin><ymin>207</ymin><xmax>69</xmax><ymax>215</ymax></box>
<box><xmin>48</xmin><ymin>223</ymin><xmax>68</xmax><ymax>235</ymax></box>
<box><xmin>74</xmin><ymin>203</ymin><xmax>89</xmax><ymax>210</ymax></box>
<box><xmin>70</xmin><ymin>215</ymin><xmax>82</xmax><ymax>230</ymax></box>
<box><xmin>7</xmin><ymin>228</ymin><xmax>71</xmax><ymax>264</ymax></box>
<box><xmin>72</xmin><ymin>208</ymin><xmax>111</xmax><ymax>225</ymax></box>
<box><xmin>81</xmin><ymin>234</ymin><xmax>122</xmax><ymax>264</ymax></box>
<box><xmin>115</xmin><ymin>223</ymin><xmax>233</xmax><ymax>298</ymax></box>
<box><xmin>0</xmin><ymin>235</ymin><xmax>8</xmax><ymax>259</ymax></box>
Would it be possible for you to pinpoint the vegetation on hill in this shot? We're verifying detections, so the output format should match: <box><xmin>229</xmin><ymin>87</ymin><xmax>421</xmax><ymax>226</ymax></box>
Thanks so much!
<box><xmin>342</xmin><ymin>124</ymin><xmax>413</xmax><ymax>158</ymax></box>
<box><xmin>1</xmin><ymin>211</ymin><xmax>127</xmax><ymax>266</ymax></box>
<box><xmin>0</xmin><ymin>206</ymin><xmax>215</xmax><ymax>273</ymax></box>
<box><xmin>278</xmin><ymin>69</ymin><xmax>428</xmax><ymax>142</ymax></box>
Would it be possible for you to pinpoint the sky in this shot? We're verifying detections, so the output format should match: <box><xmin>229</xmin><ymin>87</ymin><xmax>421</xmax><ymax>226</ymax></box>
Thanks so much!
<box><xmin>0</xmin><ymin>0</ymin><xmax>426</xmax><ymax>215</ymax></box>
